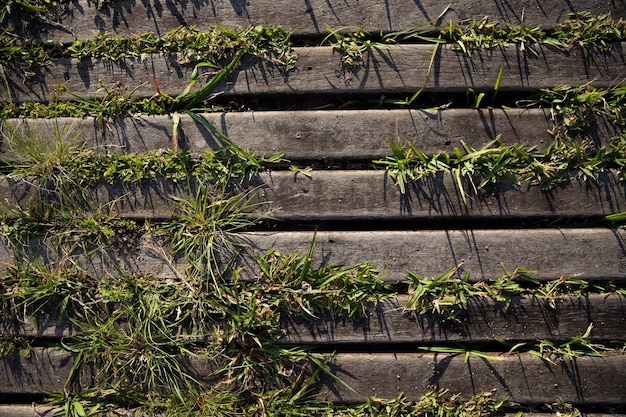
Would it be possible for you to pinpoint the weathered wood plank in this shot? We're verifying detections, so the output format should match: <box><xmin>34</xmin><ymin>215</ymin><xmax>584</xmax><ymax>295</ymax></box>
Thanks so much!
<box><xmin>315</xmin><ymin>352</ymin><xmax>626</xmax><ymax>404</ymax></box>
<box><xmin>0</xmin><ymin>348</ymin><xmax>73</xmax><ymax>395</ymax></box>
<box><xmin>3</xmin><ymin>348</ymin><xmax>625</xmax><ymax>405</ymax></box>
<box><xmin>10</xmin><ymin>0</ymin><xmax>626</xmax><ymax>42</ymax></box>
<box><xmin>0</xmin><ymin>406</ymin><xmax>57</xmax><ymax>417</ymax></box>
<box><xmin>3</xmin><ymin>109</ymin><xmax>617</xmax><ymax>161</ymax></box>
<box><xmin>250</xmin><ymin>170</ymin><xmax>626</xmax><ymax>221</ymax></box>
<box><xmin>0</xmin><ymin>109</ymin><xmax>553</xmax><ymax>160</ymax></box>
<box><xmin>5</xmin><ymin>294</ymin><xmax>626</xmax><ymax>344</ymax></box>
<box><xmin>246</xmin><ymin>229</ymin><xmax>626</xmax><ymax>282</ymax></box>
<box><xmin>0</xmin><ymin>348</ymin><xmax>220</xmax><ymax>395</ymax></box>
<box><xmin>281</xmin><ymin>294</ymin><xmax>626</xmax><ymax>344</ymax></box>
<box><xmin>0</xmin><ymin>229</ymin><xmax>625</xmax><ymax>284</ymax></box>
<box><xmin>3</xmin><ymin>44</ymin><xmax>626</xmax><ymax>103</ymax></box>
<box><xmin>1</xmin><ymin>170</ymin><xmax>624</xmax><ymax>221</ymax></box>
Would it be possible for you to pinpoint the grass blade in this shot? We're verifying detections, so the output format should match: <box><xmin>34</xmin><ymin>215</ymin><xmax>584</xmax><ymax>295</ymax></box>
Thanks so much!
<box><xmin>406</xmin><ymin>42</ymin><xmax>440</xmax><ymax>105</ymax></box>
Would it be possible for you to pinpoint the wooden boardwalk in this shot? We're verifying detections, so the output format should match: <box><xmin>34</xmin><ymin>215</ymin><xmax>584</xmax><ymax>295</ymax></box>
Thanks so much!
<box><xmin>1</xmin><ymin>0</ymin><xmax>626</xmax><ymax>415</ymax></box>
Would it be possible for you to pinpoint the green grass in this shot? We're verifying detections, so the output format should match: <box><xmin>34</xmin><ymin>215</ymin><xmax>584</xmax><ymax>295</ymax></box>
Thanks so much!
<box><xmin>2</xmin><ymin>223</ymin><xmax>625</xmax><ymax>415</ymax></box>
<box><xmin>0</xmin><ymin>0</ymin><xmax>61</xmax><ymax>26</ymax></box>
<box><xmin>0</xmin><ymin>9</ymin><xmax>625</xmax><ymax>417</ymax></box>
<box><xmin>1</xmin><ymin>24</ymin><xmax>296</xmax><ymax>75</ymax></box>
<box><xmin>374</xmin><ymin>132</ymin><xmax>626</xmax><ymax>198</ymax></box>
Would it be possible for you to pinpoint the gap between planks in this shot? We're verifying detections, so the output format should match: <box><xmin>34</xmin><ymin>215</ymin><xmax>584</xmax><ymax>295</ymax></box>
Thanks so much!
<box><xmin>0</xmin><ymin>411</ymin><xmax>622</xmax><ymax>417</ymax></box>
<box><xmin>3</xmin><ymin>44</ymin><xmax>626</xmax><ymax>103</ymax></box>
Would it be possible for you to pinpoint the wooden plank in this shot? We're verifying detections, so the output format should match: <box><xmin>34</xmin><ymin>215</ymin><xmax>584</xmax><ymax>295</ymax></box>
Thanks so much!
<box><xmin>281</xmin><ymin>294</ymin><xmax>626</xmax><ymax>344</ymax></box>
<box><xmin>249</xmin><ymin>170</ymin><xmax>626</xmax><ymax>221</ymax></box>
<box><xmin>0</xmin><ymin>348</ymin><xmax>73</xmax><ymax>395</ymax></box>
<box><xmin>3</xmin><ymin>348</ymin><xmax>625</xmax><ymax>405</ymax></box>
<box><xmin>1</xmin><ymin>170</ymin><xmax>624</xmax><ymax>221</ymax></box>
<box><xmin>3</xmin><ymin>44</ymin><xmax>626</xmax><ymax>103</ymax></box>
<box><xmin>0</xmin><ymin>228</ymin><xmax>625</xmax><ymax>285</ymax></box>
<box><xmin>10</xmin><ymin>0</ymin><xmax>626</xmax><ymax>42</ymax></box>
<box><xmin>5</xmin><ymin>294</ymin><xmax>626</xmax><ymax>344</ymax></box>
<box><xmin>0</xmin><ymin>406</ymin><xmax>58</xmax><ymax>417</ymax></box>
<box><xmin>4</xmin><ymin>109</ymin><xmax>617</xmax><ymax>161</ymax></box>
<box><xmin>315</xmin><ymin>352</ymin><xmax>626</xmax><ymax>404</ymax></box>
<box><xmin>0</xmin><ymin>348</ymin><xmax>221</xmax><ymax>395</ymax></box>
<box><xmin>247</xmin><ymin>229</ymin><xmax>626</xmax><ymax>282</ymax></box>
<box><xmin>0</xmin><ymin>109</ymin><xmax>554</xmax><ymax>160</ymax></box>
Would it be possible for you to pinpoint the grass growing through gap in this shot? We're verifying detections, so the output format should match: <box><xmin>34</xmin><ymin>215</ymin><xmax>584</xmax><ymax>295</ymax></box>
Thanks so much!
<box><xmin>503</xmin><ymin>323</ymin><xmax>612</xmax><ymax>363</ymax></box>
<box><xmin>1</xmin><ymin>116</ymin><xmax>284</xmax><ymax>189</ymax></box>
<box><xmin>0</xmin><ymin>0</ymin><xmax>65</xmax><ymax>27</ymax></box>
<box><xmin>0</xmin><ymin>117</ymin><xmax>85</xmax><ymax>184</ymax></box>
<box><xmin>0</xmin><ymin>9</ymin><xmax>625</xmax><ymax>417</ymax></box>
<box><xmin>66</xmin><ymin>25</ymin><xmax>296</xmax><ymax>70</ymax></box>
<box><xmin>374</xmin><ymin>132</ymin><xmax>626</xmax><ymax>199</ymax></box>
<box><xmin>0</xmin><ymin>233</ymin><xmax>394</xmax><ymax>415</ymax></box>
<box><xmin>322</xmin><ymin>12</ymin><xmax>625</xmax><ymax>106</ymax></box>
<box><xmin>405</xmin><ymin>263</ymin><xmax>625</xmax><ymax>322</ymax></box>
<box><xmin>2</xmin><ymin>223</ymin><xmax>625</xmax><ymax>415</ymax></box>
<box><xmin>0</xmin><ymin>24</ymin><xmax>296</xmax><ymax>77</ymax></box>
<box><xmin>606</xmin><ymin>211</ymin><xmax>626</xmax><ymax>226</ymax></box>
<box><xmin>335</xmin><ymin>391</ymin><xmax>510</xmax><ymax>417</ymax></box>
<box><xmin>533</xmin><ymin>82</ymin><xmax>626</xmax><ymax>135</ymax></box>
<box><xmin>322</xmin><ymin>25</ymin><xmax>391</xmax><ymax>70</ymax></box>
<box><xmin>379</xmin><ymin>11</ymin><xmax>625</xmax><ymax>53</ymax></box>
<box><xmin>156</xmin><ymin>184</ymin><xmax>262</xmax><ymax>290</ymax></box>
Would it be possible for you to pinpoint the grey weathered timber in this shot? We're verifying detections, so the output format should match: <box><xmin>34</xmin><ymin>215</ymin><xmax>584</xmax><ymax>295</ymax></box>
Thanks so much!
<box><xmin>1</xmin><ymin>170</ymin><xmax>624</xmax><ymax>221</ymax></box>
<box><xmin>4</xmin><ymin>44</ymin><xmax>626</xmax><ymax>103</ymax></box>
<box><xmin>0</xmin><ymin>407</ymin><xmax>56</xmax><ymax>417</ymax></box>
<box><xmin>0</xmin><ymin>407</ymin><xmax>57</xmax><ymax>417</ymax></box>
<box><xmin>247</xmin><ymin>229</ymin><xmax>626</xmax><ymax>282</ymax></box>
<box><xmin>3</xmin><ymin>109</ymin><xmax>617</xmax><ymax>161</ymax></box>
<box><xmin>315</xmin><ymin>352</ymin><xmax>626</xmax><ymax>404</ymax></box>
<box><xmin>5</xmin><ymin>294</ymin><xmax>626</xmax><ymax>344</ymax></box>
<box><xmin>0</xmin><ymin>109</ymin><xmax>554</xmax><ymax>160</ymax></box>
<box><xmin>250</xmin><ymin>170</ymin><xmax>626</xmax><ymax>221</ymax></box>
<box><xmin>0</xmin><ymin>228</ymin><xmax>625</xmax><ymax>283</ymax></box>
<box><xmin>10</xmin><ymin>0</ymin><xmax>626</xmax><ymax>42</ymax></box>
<box><xmin>3</xmin><ymin>348</ymin><xmax>625</xmax><ymax>405</ymax></box>
<box><xmin>0</xmin><ymin>348</ymin><xmax>221</xmax><ymax>395</ymax></box>
<box><xmin>0</xmin><ymin>348</ymin><xmax>74</xmax><ymax>395</ymax></box>
<box><xmin>281</xmin><ymin>294</ymin><xmax>626</xmax><ymax>344</ymax></box>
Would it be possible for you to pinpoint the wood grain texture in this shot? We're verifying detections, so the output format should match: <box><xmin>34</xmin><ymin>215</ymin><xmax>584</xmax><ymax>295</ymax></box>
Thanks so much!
<box><xmin>3</xmin><ymin>110</ymin><xmax>617</xmax><ymax>161</ymax></box>
<box><xmin>0</xmin><ymin>229</ymin><xmax>624</xmax><ymax>284</ymax></box>
<box><xmin>250</xmin><ymin>170</ymin><xmax>626</xmax><ymax>221</ymax></box>
<box><xmin>3</xmin><ymin>44</ymin><xmax>626</xmax><ymax>103</ymax></box>
<box><xmin>1</xmin><ymin>170</ymin><xmax>624</xmax><ymax>221</ymax></box>
<box><xmin>315</xmin><ymin>352</ymin><xmax>626</xmax><ymax>404</ymax></box>
<box><xmin>0</xmin><ymin>348</ymin><xmax>73</xmax><ymax>395</ymax></box>
<box><xmin>10</xmin><ymin>0</ymin><xmax>626</xmax><ymax>42</ymax></box>
<box><xmin>246</xmin><ymin>229</ymin><xmax>626</xmax><ymax>282</ymax></box>
<box><xmin>0</xmin><ymin>407</ymin><xmax>57</xmax><ymax>417</ymax></box>
<box><xmin>0</xmin><ymin>109</ymin><xmax>565</xmax><ymax>160</ymax></box>
<box><xmin>5</xmin><ymin>294</ymin><xmax>626</xmax><ymax>344</ymax></box>
<box><xmin>0</xmin><ymin>349</ymin><xmax>221</xmax><ymax>395</ymax></box>
<box><xmin>280</xmin><ymin>294</ymin><xmax>626</xmax><ymax>344</ymax></box>
<box><xmin>2</xmin><ymin>348</ymin><xmax>625</xmax><ymax>405</ymax></box>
